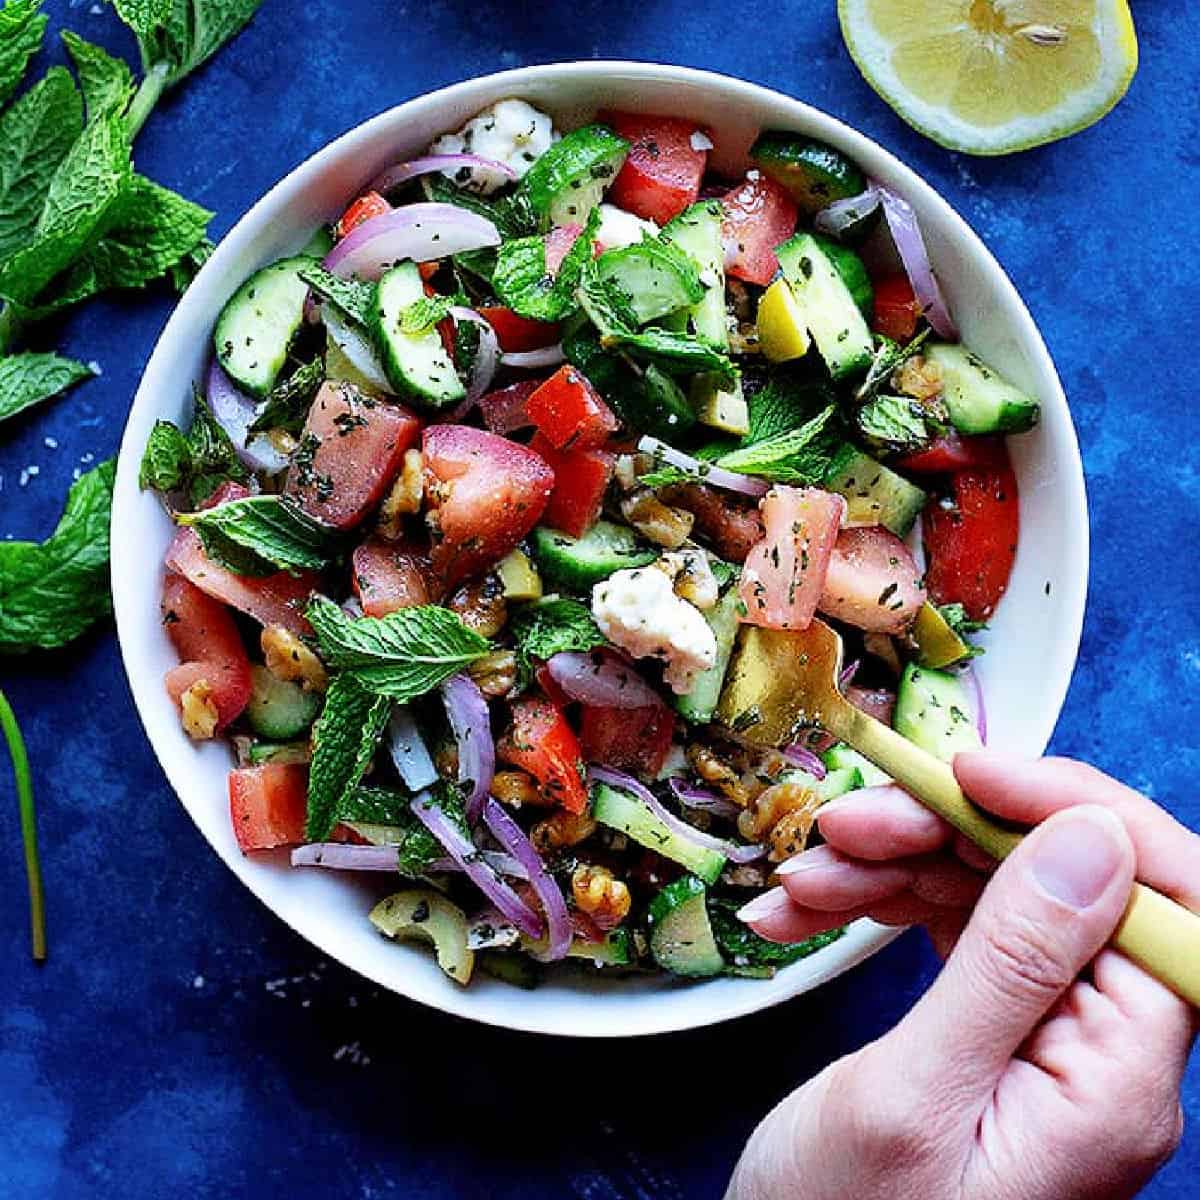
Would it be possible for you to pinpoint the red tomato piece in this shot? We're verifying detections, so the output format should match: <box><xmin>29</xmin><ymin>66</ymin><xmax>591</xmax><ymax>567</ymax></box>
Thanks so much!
<box><xmin>721</xmin><ymin>171</ymin><xmax>798</xmax><ymax>286</ymax></box>
<box><xmin>285</xmin><ymin>381</ymin><xmax>420</xmax><ymax>530</ymax></box>
<box><xmin>544</xmin><ymin>223</ymin><xmax>583</xmax><ymax>277</ymax></box>
<box><xmin>579</xmin><ymin>702</ymin><xmax>675</xmax><ymax>778</ymax></box>
<box><xmin>161</xmin><ymin>573</ymin><xmax>253</xmax><ymax>732</ymax></box>
<box><xmin>228</xmin><ymin>763</ymin><xmax>309</xmax><ymax>852</ymax></box>
<box><xmin>661</xmin><ymin>482</ymin><xmax>765</xmax><ymax>562</ymax></box>
<box><xmin>603</xmin><ymin>111</ymin><xmax>709</xmax><ymax>225</ymax></box>
<box><xmin>497</xmin><ymin>697</ymin><xmax>588</xmax><ymax>814</ymax></box>
<box><xmin>477</xmin><ymin>306</ymin><xmax>561</xmax><ymax>353</ymax></box>
<box><xmin>819</xmin><ymin>526</ymin><xmax>925</xmax><ymax>634</ymax></box>
<box><xmin>479</xmin><ymin>379</ymin><xmax>542</xmax><ymax>435</ymax></box>
<box><xmin>422</xmin><ymin>425</ymin><xmax>554</xmax><ymax>587</ymax></box>
<box><xmin>895</xmin><ymin>431</ymin><xmax>1008</xmax><ymax>474</ymax></box>
<box><xmin>739</xmin><ymin>487</ymin><xmax>845</xmax><ymax>630</ymax></box>
<box><xmin>923</xmin><ymin>465</ymin><xmax>1020</xmax><ymax>621</ymax></box>
<box><xmin>199</xmin><ymin>480</ymin><xmax>251</xmax><ymax>508</ymax></box>
<box><xmin>336</xmin><ymin>191</ymin><xmax>390</xmax><ymax>240</ymax></box>
<box><xmin>165</xmin><ymin>528</ymin><xmax>315</xmax><ymax>635</ymax></box>
<box><xmin>530</xmin><ymin>433</ymin><xmax>614</xmax><ymax>538</ymax></box>
<box><xmin>351</xmin><ymin>537</ymin><xmax>435</xmax><ymax>617</ymax></box>
<box><xmin>872</xmin><ymin>275</ymin><xmax>922</xmax><ymax>342</ymax></box>
<box><xmin>525</xmin><ymin>365</ymin><xmax>618</xmax><ymax>451</ymax></box>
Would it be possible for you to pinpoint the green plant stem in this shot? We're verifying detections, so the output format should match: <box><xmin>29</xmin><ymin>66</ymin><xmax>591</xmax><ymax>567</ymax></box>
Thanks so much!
<box><xmin>125</xmin><ymin>59</ymin><xmax>171</xmax><ymax>141</ymax></box>
<box><xmin>0</xmin><ymin>687</ymin><xmax>45</xmax><ymax>962</ymax></box>
<box><xmin>0</xmin><ymin>302</ymin><xmax>24</xmax><ymax>356</ymax></box>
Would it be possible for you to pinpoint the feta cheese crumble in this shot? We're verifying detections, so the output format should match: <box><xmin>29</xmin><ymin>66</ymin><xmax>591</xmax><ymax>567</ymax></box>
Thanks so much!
<box><xmin>591</xmin><ymin>565</ymin><xmax>717</xmax><ymax>695</ymax></box>
<box><xmin>593</xmin><ymin>203</ymin><xmax>659</xmax><ymax>253</ymax></box>
<box><xmin>429</xmin><ymin>99</ymin><xmax>557</xmax><ymax>195</ymax></box>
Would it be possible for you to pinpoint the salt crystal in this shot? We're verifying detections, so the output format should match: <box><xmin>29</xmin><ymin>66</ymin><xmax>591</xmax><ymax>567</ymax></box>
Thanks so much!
<box><xmin>43</xmin><ymin>436</ymin><xmax>58</xmax><ymax>450</ymax></box>
<box><xmin>87</xmin><ymin>360</ymin><xmax>103</xmax><ymax>375</ymax></box>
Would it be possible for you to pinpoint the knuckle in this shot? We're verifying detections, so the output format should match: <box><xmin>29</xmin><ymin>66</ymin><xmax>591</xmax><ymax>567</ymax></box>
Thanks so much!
<box><xmin>842</xmin><ymin>1050</ymin><xmax>938</xmax><ymax>1167</ymax></box>
<box><xmin>976</xmin><ymin>911</ymin><xmax>1073</xmax><ymax>1004</ymax></box>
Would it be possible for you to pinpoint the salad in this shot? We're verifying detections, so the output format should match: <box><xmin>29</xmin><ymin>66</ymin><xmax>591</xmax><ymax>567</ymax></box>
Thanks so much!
<box><xmin>140</xmin><ymin>99</ymin><xmax>1038</xmax><ymax>987</ymax></box>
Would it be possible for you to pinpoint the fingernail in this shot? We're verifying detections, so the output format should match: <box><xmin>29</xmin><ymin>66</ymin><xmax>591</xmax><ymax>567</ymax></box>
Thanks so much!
<box><xmin>1030</xmin><ymin>807</ymin><xmax>1127</xmax><ymax>909</ymax></box>
<box><xmin>736</xmin><ymin>888</ymin><xmax>790</xmax><ymax>923</ymax></box>
<box><xmin>775</xmin><ymin>851</ymin><xmax>827</xmax><ymax>878</ymax></box>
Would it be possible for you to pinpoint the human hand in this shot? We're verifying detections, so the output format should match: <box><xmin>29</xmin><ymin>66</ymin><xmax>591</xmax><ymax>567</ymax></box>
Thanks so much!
<box><xmin>727</xmin><ymin>752</ymin><xmax>1199</xmax><ymax>1200</ymax></box>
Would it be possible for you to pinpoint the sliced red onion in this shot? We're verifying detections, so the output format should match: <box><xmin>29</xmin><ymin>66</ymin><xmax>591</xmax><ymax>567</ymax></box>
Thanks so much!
<box><xmin>839</xmin><ymin>659</ymin><xmax>861</xmax><ymax>689</ymax></box>
<box><xmin>441</xmin><ymin>673</ymin><xmax>494</xmax><ymax>823</ymax></box>
<box><xmin>546</xmin><ymin>650</ymin><xmax>663</xmax><ymax>710</ymax></box>
<box><xmin>323</xmin><ymin>306</ymin><xmax>392</xmax><ymax>392</ymax></box>
<box><xmin>479</xmin><ymin>378</ymin><xmax>540</xmax><ymax>434</ymax></box>
<box><xmin>958</xmin><ymin>664</ymin><xmax>987</xmax><ymax>744</ymax></box>
<box><xmin>482</xmin><ymin>797</ymin><xmax>571</xmax><ymax>963</ymax></box>
<box><xmin>636</xmin><ymin>435</ymin><xmax>770</xmax><ymax>499</ymax></box>
<box><xmin>291</xmin><ymin>844</ymin><xmax>399</xmax><ymax>871</ymax></box>
<box><xmin>206</xmin><ymin>362</ymin><xmax>290</xmax><ymax>474</ymax></box>
<box><xmin>814</xmin><ymin>185</ymin><xmax>881</xmax><ymax>241</ymax></box>
<box><xmin>846</xmin><ymin>685</ymin><xmax>896</xmax><ymax>727</ymax></box>
<box><xmin>411</xmin><ymin>790</ymin><xmax>543</xmax><ymax>938</ymax></box>
<box><xmin>877</xmin><ymin>186</ymin><xmax>958</xmax><ymax>340</ymax></box>
<box><xmin>501</xmin><ymin>344</ymin><xmax>565</xmax><ymax>370</ymax></box>
<box><xmin>781</xmin><ymin>744</ymin><xmax>828</xmax><ymax>779</ymax></box>
<box><xmin>367</xmin><ymin>153</ymin><xmax>516</xmax><ymax>196</ymax></box>
<box><xmin>690</xmin><ymin>129</ymin><xmax>714</xmax><ymax>153</ymax></box>
<box><xmin>588</xmin><ymin>766</ymin><xmax>766</xmax><ymax>864</ymax></box>
<box><xmin>441</xmin><ymin>306</ymin><xmax>499</xmax><ymax>421</ymax></box>
<box><xmin>428</xmin><ymin>850</ymin><xmax>528</xmax><ymax>880</ymax></box>
<box><xmin>387</xmin><ymin>705</ymin><xmax>439</xmax><ymax>791</ymax></box>
<box><xmin>323</xmin><ymin>203</ymin><xmax>501</xmax><ymax>281</ymax></box>
<box><xmin>341</xmin><ymin>597</ymin><xmax>365</xmax><ymax>619</ymax></box>
<box><xmin>544</xmin><ymin>223</ymin><xmax>583</xmax><ymax>277</ymax></box>
<box><xmin>668</xmin><ymin>777</ymin><xmax>741</xmax><ymax>819</ymax></box>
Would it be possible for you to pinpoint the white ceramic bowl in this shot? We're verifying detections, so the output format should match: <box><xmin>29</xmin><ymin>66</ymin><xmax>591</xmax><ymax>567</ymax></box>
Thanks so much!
<box><xmin>112</xmin><ymin>62</ymin><xmax>1088</xmax><ymax>1038</ymax></box>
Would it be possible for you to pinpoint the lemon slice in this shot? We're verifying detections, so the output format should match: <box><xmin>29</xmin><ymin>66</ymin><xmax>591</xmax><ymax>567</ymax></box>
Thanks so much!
<box><xmin>838</xmin><ymin>0</ymin><xmax>1138</xmax><ymax>154</ymax></box>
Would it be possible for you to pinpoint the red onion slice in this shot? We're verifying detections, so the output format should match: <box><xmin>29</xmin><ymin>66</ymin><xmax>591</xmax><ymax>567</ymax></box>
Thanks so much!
<box><xmin>323</xmin><ymin>203</ymin><xmax>501</xmax><ymax>281</ymax></box>
<box><xmin>323</xmin><ymin>306</ymin><xmax>392</xmax><ymax>392</ymax></box>
<box><xmin>501</xmin><ymin>344</ymin><xmax>565</xmax><ymax>370</ymax></box>
<box><xmin>291</xmin><ymin>844</ymin><xmax>399</xmax><ymax>871</ymax></box>
<box><xmin>206</xmin><ymin>362</ymin><xmax>290</xmax><ymax>474</ymax></box>
<box><xmin>411</xmin><ymin>790</ymin><xmax>543</xmax><ymax>938</ymax></box>
<box><xmin>443</xmin><ymin>306</ymin><xmax>499</xmax><ymax>420</ymax></box>
<box><xmin>441</xmin><ymin>673</ymin><xmax>494</xmax><ymax>823</ymax></box>
<box><xmin>846</xmin><ymin>685</ymin><xmax>896</xmax><ymax>727</ymax></box>
<box><xmin>781</xmin><ymin>744</ymin><xmax>827</xmax><ymax>779</ymax></box>
<box><xmin>636</xmin><ymin>435</ymin><xmax>770</xmax><ymax>499</ymax></box>
<box><xmin>546</xmin><ymin>650</ymin><xmax>663</xmax><ymax>710</ymax></box>
<box><xmin>588</xmin><ymin>766</ymin><xmax>766</xmax><ymax>864</ymax></box>
<box><xmin>482</xmin><ymin>797</ymin><xmax>572</xmax><ymax>963</ymax></box>
<box><xmin>958</xmin><ymin>664</ymin><xmax>988</xmax><ymax>744</ymax></box>
<box><xmin>479</xmin><ymin>379</ymin><xmax>540</xmax><ymax>434</ymax></box>
<box><xmin>367</xmin><ymin>153</ymin><xmax>516</xmax><ymax>196</ymax></box>
<box><xmin>814</xmin><ymin>185</ymin><xmax>881</xmax><ymax>241</ymax></box>
<box><xmin>429</xmin><ymin>850</ymin><xmax>529</xmax><ymax>880</ymax></box>
<box><xmin>667</xmin><ymin>777</ymin><xmax>741</xmax><ymax>819</ymax></box>
<box><xmin>877</xmin><ymin>186</ymin><xmax>958</xmax><ymax>340</ymax></box>
<box><xmin>839</xmin><ymin>659</ymin><xmax>861</xmax><ymax>689</ymax></box>
<box><xmin>387</xmin><ymin>705</ymin><xmax>439</xmax><ymax>791</ymax></box>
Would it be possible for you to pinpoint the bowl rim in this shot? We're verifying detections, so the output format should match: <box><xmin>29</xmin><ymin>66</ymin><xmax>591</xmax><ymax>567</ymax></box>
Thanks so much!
<box><xmin>112</xmin><ymin>60</ymin><xmax>1088</xmax><ymax>1038</ymax></box>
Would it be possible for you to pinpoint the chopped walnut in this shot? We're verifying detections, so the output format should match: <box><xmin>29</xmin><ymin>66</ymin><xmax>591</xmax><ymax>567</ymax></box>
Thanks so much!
<box><xmin>738</xmin><ymin>781</ymin><xmax>825</xmax><ymax>862</ymax></box>
<box><xmin>179</xmin><ymin>679</ymin><xmax>219</xmax><ymax>740</ymax></box>
<box><xmin>728</xmin><ymin>321</ymin><xmax>762</xmax><ymax>356</ymax></box>
<box><xmin>435</xmin><ymin>742</ymin><xmax>459</xmax><ymax>780</ymax></box>
<box><xmin>620</xmin><ymin>490</ymin><xmax>694</xmax><ymax>549</ymax></box>
<box><xmin>658</xmin><ymin>548</ymin><xmax>719</xmax><ymax>610</ymax></box>
<box><xmin>261</xmin><ymin>625</ymin><xmax>328</xmax><ymax>693</ymax></box>
<box><xmin>687</xmin><ymin>742</ymin><xmax>751</xmax><ymax>807</ymax></box>
<box><xmin>892</xmin><ymin>354</ymin><xmax>943</xmax><ymax>401</ymax></box>
<box><xmin>490</xmin><ymin>769</ymin><xmax>549</xmax><ymax>808</ymax></box>
<box><xmin>448</xmin><ymin>574</ymin><xmax>508</xmax><ymax>637</ymax></box>
<box><xmin>614</xmin><ymin>453</ymin><xmax>648</xmax><ymax>492</ymax></box>
<box><xmin>467</xmin><ymin>649</ymin><xmax>517</xmax><ymax>698</ymax></box>
<box><xmin>377</xmin><ymin>448</ymin><xmax>424</xmax><ymax>539</ymax></box>
<box><xmin>530</xmin><ymin>810</ymin><xmax>597</xmax><ymax>853</ymax></box>
<box><xmin>571</xmin><ymin>864</ymin><xmax>632</xmax><ymax>930</ymax></box>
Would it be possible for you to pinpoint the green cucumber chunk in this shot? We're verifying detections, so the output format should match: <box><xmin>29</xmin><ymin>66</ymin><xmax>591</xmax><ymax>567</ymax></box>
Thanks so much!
<box><xmin>647</xmin><ymin>875</ymin><xmax>725</xmax><ymax>977</ymax></box>
<box><xmin>749</xmin><ymin>131</ymin><xmax>867</xmax><ymax>214</ymax></box>
<box><xmin>522</xmin><ymin>927</ymin><xmax>633</xmax><ymax>967</ymax></box>
<box><xmin>823</xmin><ymin>445</ymin><xmax>927</xmax><ymax>538</ymax></box>
<box><xmin>674</xmin><ymin>583</ymin><xmax>742</xmax><ymax>723</ymax></box>
<box><xmin>530</xmin><ymin>520</ymin><xmax>657</xmax><ymax>590</ymax></box>
<box><xmin>521</xmin><ymin>123</ymin><xmax>629</xmax><ymax>228</ymax></box>
<box><xmin>370</xmin><ymin>888</ymin><xmax>475</xmax><ymax>985</ymax></box>
<box><xmin>817</xmin><ymin>234</ymin><xmax>873</xmax><ymax>316</ymax></box>
<box><xmin>594</xmin><ymin>236</ymin><xmax>704</xmax><ymax>325</ymax></box>
<box><xmin>214</xmin><ymin>255</ymin><xmax>313</xmax><ymax>398</ymax></box>
<box><xmin>591</xmin><ymin>783</ymin><xmax>726</xmax><ymax>884</ymax></box>
<box><xmin>660</xmin><ymin>200</ymin><xmax>728</xmax><ymax>346</ymax></box>
<box><xmin>247</xmin><ymin>740</ymin><xmax>311</xmax><ymax>766</ymax></box>
<box><xmin>370</xmin><ymin>260</ymin><xmax>465</xmax><ymax>407</ymax></box>
<box><xmin>893</xmin><ymin>663</ymin><xmax>983</xmax><ymax>763</ymax></box>
<box><xmin>821</xmin><ymin>743</ymin><xmax>892</xmax><ymax>788</ymax></box>
<box><xmin>246</xmin><ymin>666</ymin><xmax>322</xmax><ymax>740</ymax></box>
<box><xmin>926</xmin><ymin>343</ymin><xmax>1040</xmax><ymax>435</ymax></box>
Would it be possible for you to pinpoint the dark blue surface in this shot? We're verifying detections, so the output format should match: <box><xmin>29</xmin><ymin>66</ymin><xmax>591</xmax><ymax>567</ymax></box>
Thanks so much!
<box><xmin>3</xmin><ymin>4</ymin><xmax>1199</xmax><ymax>1197</ymax></box>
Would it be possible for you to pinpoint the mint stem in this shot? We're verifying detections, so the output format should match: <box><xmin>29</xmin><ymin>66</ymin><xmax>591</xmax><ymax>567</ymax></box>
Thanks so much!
<box><xmin>125</xmin><ymin>59</ymin><xmax>171</xmax><ymax>141</ymax></box>
<box><xmin>0</xmin><ymin>688</ymin><xmax>46</xmax><ymax>963</ymax></box>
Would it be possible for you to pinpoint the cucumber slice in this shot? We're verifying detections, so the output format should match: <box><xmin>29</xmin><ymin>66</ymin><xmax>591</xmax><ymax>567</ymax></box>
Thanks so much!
<box><xmin>246</xmin><ymin>740</ymin><xmax>311</xmax><ymax>766</ymax></box>
<box><xmin>530</xmin><ymin>520</ymin><xmax>657</xmax><ymax>590</ymax></box>
<box><xmin>817</xmin><ymin>235</ymin><xmax>873</xmax><ymax>316</ymax></box>
<box><xmin>246</xmin><ymin>666</ymin><xmax>322</xmax><ymax>740</ymax></box>
<box><xmin>815</xmin><ymin>765</ymin><xmax>864</xmax><ymax>800</ymax></box>
<box><xmin>894</xmin><ymin>663</ymin><xmax>983</xmax><ymax>764</ymax></box>
<box><xmin>214</xmin><ymin>255</ymin><xmax>313</xmax><ymax>398</ymax></box>
<box><xmin>591</xmin><ymin>783</ymin><xmax>726</xmax><ymax>883</ymax></box>
<box><xmin>478</xmin><ymin>951</ymin><xmax>540</xmax><ymax>989</ymax></box>
<box><xmin>647</xmin><ymin>876</ymin><xmax>725</xmax><ymax>977</ymax></box>
<box><xmin>369</xmin><ymin>261</ymin><xmax>465</xmax><ymax>408</ymax></box>
<box><xmin>522</xmin><ymin>928</ymin><xmax>633</xmax><ymax>967</ymax></box>
<box><xmin>660</xmin><ymin>201</ymin><xmax>728</xmax><ymax>347</ymax></box>
<box><xmin>594</xmin><ymin>237</ymin><xmax>704</xmax><ymax>325</ymax></box>
<box><xmin>496</xmin><ymin>548</ymin><xmax>543</xmax><ymax>601</ymax></box>
<box><xmin>749</xmin><ymin>131</ymin><xmax>867</xmax><ymax>214</ymax></box>
<box><xmin>639</xmin><ymin>363</ymin><xmax>697</xmax><ymax>437</ymax></box>
<box><xmin>821</xmin><ymin>743</ymin><xmax>892</xmax><ymax>788</ymax></box>
<box><xmin>691</xmin><ymin>372</ymin><xmax>749</xmax><ymax>436</ymax></box>
<box><xmin>926</xmin><ymin>343</ymin><xmax>1040</xmax><ymax>435</ymax></box>
<box><xmin>823</xmin><ymin>445</ymin><xmax>927</xmax><ymax>538</ymax></box>
<box><xmin>370</xmin><ymin>889</ymin><xmax>475</xmax><ymax>985</ymax></box>
<box><xmin>521</xmin><ymin>123</ymin><xmax>629</xmax><ymax>228</ymax></box>
<box><xmin>776</xmin><ymin>233</ymin><xmax>873</xmax><ymax>379</ymax></box>
<box><xmin>674</xmin><ymin>583</ymin><xmax>742</xmax><ymax>723</ymax></box>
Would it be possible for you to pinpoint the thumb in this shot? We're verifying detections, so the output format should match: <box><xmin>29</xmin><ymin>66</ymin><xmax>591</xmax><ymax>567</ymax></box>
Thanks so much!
<box><xmin>890</xmin><ymin>803</ymin><xmax>1135</xmax><ymax>1099</ymax></box>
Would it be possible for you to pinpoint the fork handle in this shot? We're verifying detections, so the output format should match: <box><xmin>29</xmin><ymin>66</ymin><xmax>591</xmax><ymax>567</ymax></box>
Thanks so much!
<box><xmin>838</xmin><ymin>707</ymin><xmax>1200</xmax><ymax>1008</ymax></box>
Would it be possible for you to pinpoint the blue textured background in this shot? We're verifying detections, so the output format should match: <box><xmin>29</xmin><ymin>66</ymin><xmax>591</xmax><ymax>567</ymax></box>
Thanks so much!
<box><xmin>3</xmin><ymin>3</ymin><xmax>1199</xmax><ymax>1197</ymax></box>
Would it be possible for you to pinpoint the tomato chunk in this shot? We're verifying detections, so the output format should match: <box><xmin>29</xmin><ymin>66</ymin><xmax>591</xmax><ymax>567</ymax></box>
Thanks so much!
<box><xmin>479</xmin><ymin>379</ymin><xmax>541</xmax><ymax>435</ymax></box>
<box><xmin>477</xmin><ymin>306</ymin><xmax>561</xmax><ymax>353</ymax></box>
<box><xmin>544</xmin><ymin>223</ymin><xmax>583</xmax><ymax>277</ymax></box>
<box><xmin>526</xmin><ymin>365</ymin><xmax>618</xmax><ymax>451</ymax></box>
<box><xmin>530</xmin><ymin>433</ymin><xmax>614</xmax><ymax>538</ymax></box>
<box><xmin>336</xmin><ymin>191</ymin><xmax>390</xmax><ymax>240</ymax></box>
<box><xmin>165</xmin><ymin>527</ymin><xmax>315</xmax><ymax>635</ymax></box>
<box><xmin>872</xmin><ymin>275</ymin><xmax>922</xmax><ymax>342</ymax></box>
<box><xmin>351</xmin><ymin>537</ymin><xmax>435</xmax><ymax>617</ymax></box>
<box><xmin>739</xmin><ymin>487</ymin><xmax>845</xmax><ymax>630</ymax></box>
<box><xmin>422</xmin><ymin>425</ymin><xmax>554</xmax><ymax>587</ymax></box>
<box><xmin>603</xmin><ymin>111</ymin><xmax>709</xmax><ymax>225</ymax></box>
<box><xmin>497</xmin><ymin>697</ymin><xmax>588</xmax><ymax>814</ymax></box>
<box><xmin>228</xmin><ymin>763</ymin><xmax>309</xmax><ymax>852</ymax></box>
<box><xmin>721</xmin><ymin>171</ymin><xmax>798</xmax><ymax>286</ymax></box>
<box><xmin>660</xmin><ymin>482</ymin><xmax>764</xmax><ymax>562</ymax></box>
<box><xmin>161</xmin><ymin>573</ymin><xmax>252</xmax><ymax>732</ymax></box>
<box><xmin>819</xmin><ymin>526</ymin><xmax>924</xmax><ymax>634</ymax></box>
<box><xmin>895</xmin><ymin>431</ymin><xmax>1008</xmax><ymax>475</ymax></box>
<box><xmin>285</xmin><ymin>381</ymin><xmax>420</xmax><ymax>530</ymax></box>
<box><xmin>579</xmin><ymin>703</ymin><xmax>674</xmax><ymax>778</ymax></box>
<box><xmin>924</xmin><ymin>465</ymin><xmax>1020</xmax><ymax>621</ymax></box>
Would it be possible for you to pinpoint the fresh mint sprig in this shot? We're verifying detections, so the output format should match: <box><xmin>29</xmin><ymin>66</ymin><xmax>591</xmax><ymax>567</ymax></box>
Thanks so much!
<box><xmin>0</xmin><ymin>686</ymin><xmax>44</xmax><ymax>962</ymax></box>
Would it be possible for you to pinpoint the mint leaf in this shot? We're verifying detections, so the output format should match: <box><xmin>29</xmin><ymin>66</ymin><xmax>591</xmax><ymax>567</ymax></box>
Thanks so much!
<box><xmin>855</xmin><ymin>328</ymin><xmax>930</xmax><ymax>404</ymax></box>
<box><xmin>177</xmin><ymin>495</ymin><xmax>341</xmax><ymax>574</ymax></box>
<box><xmin>139</xmin><ymin>418</ymin><xmax>191</xmax><ymax>491</ymax></box>
<box><xmin>186</xmin><ymin>389</ymin><xmax>249</xmax><ymax>504</ymax></box>
<box><xmin>306</xmin><ymin>596</ymin><xmax>491</xmax><ymax>700</ymax></box>
<box><xmin>298</xmin><ymin>262</ymin><xmax>373</xmax><ymax>327</ymax></box>
<box><xmin>398</xmin><ymin>291</ymin><xmax>462</xmax><ymax>335</ymax></box>
<box><xmin>112</xmin><ymin>0</ymin><xmax>172</xmax><ymax>36</ymax></box>
<box><xmin>61</xmin><ymin>30</ymin><xmax>135</xmax><ymax>121</ymax></box>
<box><xmin>708</xmin><ymin>898</ymin><xmax>843</xmax><ymax>968</ymax></box>
<box><xmin>248</xmin><ymin>356</ymin><xmax>323</xmax><ymax>436</ymax></box>
<box><xmin>715</xmin><ymin>404</ymin><xmax>838</xmax><ymax>483</ymax></box>
<box><xmin>130</xmin><ymin>0</ymin><xmax>265</xmax><ymax>88</ymax></box>
<box><xmin>493</xmin><ymin>207</ymin><xmax>598</xmax><ymax>322</ymax></box>
<box><xmin>936</xmin><ymin>603</ymin><xmax>987</xmax><ymax>660</ymax></box>
<box><xmin>855</xmin><ymin>394</ymin><xmax>928</xmax><ymax>455</ymax></box>
<box><xmin>744</xmin><ymin>378</ymin><xmax>835</xmax><ymax>445</ymax></box>
<box><xmin>0</xmin><ymin>351</ymin><xmax>92</xmax><ymax>424</ymax></box>
<box><xmin>167</xmin><ymin>234</ymin><xmax>212</xmax><ymax>293</ymax></box>
<box><xmin>0</xmin><ymin>66</ymin><xmax>82</xmax><ymax>263</ymax></box>
<box><xmin>510</xmin><ymin>597</ymin><xmax>606</xmax><ymax>690</ymax></box>
<box><xmin>0</xmin><ymin>0</ymin><xmax>47</xmax><ymax>108</ymax></box>
<box><xmin>637</xmin><ymin>464</ymin><xmax>699</xmax><ymax>489</ymax></box>
<box><xmin>305</xmin><ymin>673</ymin><xmax>391</xmax><ymax>841</ymax></box>
<box><xmin>0</xmin><ymin>458</ymin><xmax>115</xmax><ymax>653</ymax></box>
<box><xmin>336</xmin><ymin>784</ymin><xmax>412</xmax><ymax>827</ymax></box>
